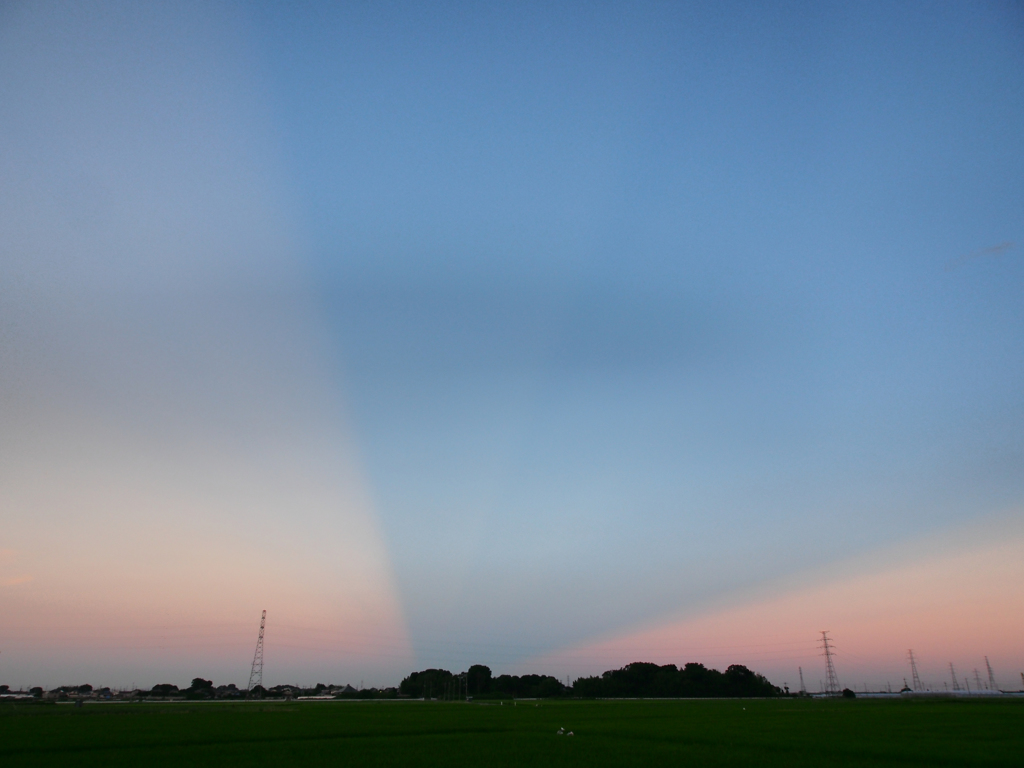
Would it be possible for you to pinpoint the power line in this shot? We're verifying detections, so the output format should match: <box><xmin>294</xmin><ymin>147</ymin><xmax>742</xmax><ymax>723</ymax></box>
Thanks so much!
<box><xmin>246</xmin><ymin>610</ymin><xmax>266</xmax><ymax>698</ymax></box>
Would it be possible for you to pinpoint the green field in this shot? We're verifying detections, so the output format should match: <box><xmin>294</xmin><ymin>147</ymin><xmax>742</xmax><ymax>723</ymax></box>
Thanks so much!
<box><xmin>2</xmin><ymin>698</ymin><xmax>1021</xmax><ymax>766</ymax></box>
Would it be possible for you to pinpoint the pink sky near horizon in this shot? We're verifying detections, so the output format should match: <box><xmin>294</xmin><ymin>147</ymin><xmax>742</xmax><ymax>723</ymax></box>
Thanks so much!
<box><xmin>0</xmin><ymin>297</ymin><xmax>415</xmax><ymax>691</ymax></box>
<box><xmin>4</xmin><ymin>470</ymin><xmax>1023</xmax><ymax>692</ymax></box>
<box><xmin>527</xmin><ymin>512</ymin><xmax>1024</xmax><ymax>692</ymax></box>
<box><xmin>1</xmin><ymin>532</ymin><xmax>415</xmax><ymax>690</ymax></box>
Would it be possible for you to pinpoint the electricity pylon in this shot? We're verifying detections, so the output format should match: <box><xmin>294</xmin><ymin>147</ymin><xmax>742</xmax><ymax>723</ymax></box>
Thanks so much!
<box><xmin>247</xmin><ymin>610</ymin><xmax>266</xmax><ymax>698</ymax></box>
<box><xmin>908</xmin><ymin>649</ymin><xmax>923</xmax><ymax>691</ymax></box>
<box><xmin>820</xmin><ymin>631</ymin><xmax>840</xmax><ymax>696</ymax></box>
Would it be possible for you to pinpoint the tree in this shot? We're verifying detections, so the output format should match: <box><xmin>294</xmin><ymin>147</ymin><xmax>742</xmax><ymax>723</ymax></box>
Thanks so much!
<box><xmin>399</xmin><ymin>669</ymin><xmax>455</xmax><ymax>698</ymax></box>
<box><xmin>491</xmin><ymin>673</ymin><xmax>566</xmax><ymax>698</ymax></box>
<box><xmin>467</xmin><ymin>665</ymin><xmax>492</xmax><ymax>695</ymax></box>
<box><xmin>184</xmin><ymin>678</ymin><xmax>214</xmax><ymax>699</ymax></box>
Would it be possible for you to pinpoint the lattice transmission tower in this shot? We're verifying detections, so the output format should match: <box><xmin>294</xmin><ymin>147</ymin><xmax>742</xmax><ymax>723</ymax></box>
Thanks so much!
<box><xmin>819</xmin><ymin>631</ymin><xmax>840</xmax><ymax>696</ymax></box>
<box><xmin>908</xmin><ymin>649</ymin><xmax>923</xmax><ymax>691</ymax></box>
<box><xmin>985</xmin><ymin>656</ymin><xmax>996</xmax><ymax>690</ymax></box>
<box><xmin>247</xmin><ymin>610</ymin><xmax>266</xmax><ymax>698</ymax></box>
<box><xmin>798</xmin><ymin>666</ymin><xmax>807</xmax><ymax>694</ymax></box>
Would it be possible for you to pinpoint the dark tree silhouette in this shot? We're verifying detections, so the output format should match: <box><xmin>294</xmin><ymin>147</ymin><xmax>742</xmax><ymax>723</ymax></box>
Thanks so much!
<box><xmin>573</xmin><ymin>662</ymin><xmax>779</xmax><ymax>698</ymax></box>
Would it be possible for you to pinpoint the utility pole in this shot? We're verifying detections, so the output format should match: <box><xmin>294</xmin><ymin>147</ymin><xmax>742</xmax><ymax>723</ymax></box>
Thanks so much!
<box><xmin>247</xmin><ymin>610</ymin><xmax>266</xmax><ymax>698</ymax></box>
<box><xmin>908</xmin><ymin>650</ymin><xmax>923</xmax><ymax>691</ymax></box>
<box><xmin>820</xmin><ymin>631</ymin><xmax>840</xmax><ymax>696</ymax></box>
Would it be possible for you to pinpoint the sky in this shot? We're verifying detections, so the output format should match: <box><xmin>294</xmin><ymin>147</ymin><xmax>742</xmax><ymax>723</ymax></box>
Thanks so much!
<box><xmin>1</xmin><ymin>1</ymin><xmax>1022</xmax><ymax>692</ymax></box>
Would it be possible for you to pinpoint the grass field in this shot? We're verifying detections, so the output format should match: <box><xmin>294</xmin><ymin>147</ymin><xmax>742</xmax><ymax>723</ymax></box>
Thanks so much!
<box><xmin>2</xmin><ymin>697</ymin><xmax>1021</xmax><ymax>766</ymax></box>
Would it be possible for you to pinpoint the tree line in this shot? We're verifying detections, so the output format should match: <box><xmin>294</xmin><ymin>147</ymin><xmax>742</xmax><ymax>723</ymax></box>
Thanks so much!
<box><xmin>572</xmin><ymin>662</ymin><xmax>780</xmax><ymax>698</ymax></box>
<box><xmin>399</xmin><ymin>665</ymin><xmax>566</xmax><ymax>699</ymax></box>
<box><xmin>6</xmin><ymin>661</ymin><xmax>780</xmax><ymax>701</ymax></box>
<box><xmin>400</xmin><ymin>661</ymin><xmax>780</xmax><ymax>698</ymax></box>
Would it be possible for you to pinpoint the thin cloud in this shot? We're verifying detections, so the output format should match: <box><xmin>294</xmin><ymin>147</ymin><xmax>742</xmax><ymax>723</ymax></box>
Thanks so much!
<box><xmin>945</xmin><ymin>241</ymin><xmax>1015</xmax><ymax>271</ymax></box>
<box><xmin>1</xmin><ymin>575</ymin><xmax>32</xmax><ymax>588</ymax></box>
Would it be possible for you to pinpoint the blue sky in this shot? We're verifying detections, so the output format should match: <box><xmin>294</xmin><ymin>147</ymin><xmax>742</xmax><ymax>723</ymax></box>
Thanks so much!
<box><xmin>1</xmin><ymin>1</ymin><xmax>1022</xmax><ymax>686</ymax></box>
<box><xmin>252</xmin><ymin>2</ymin><xmax>1024</xmax><ymax>652</ymax></box>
